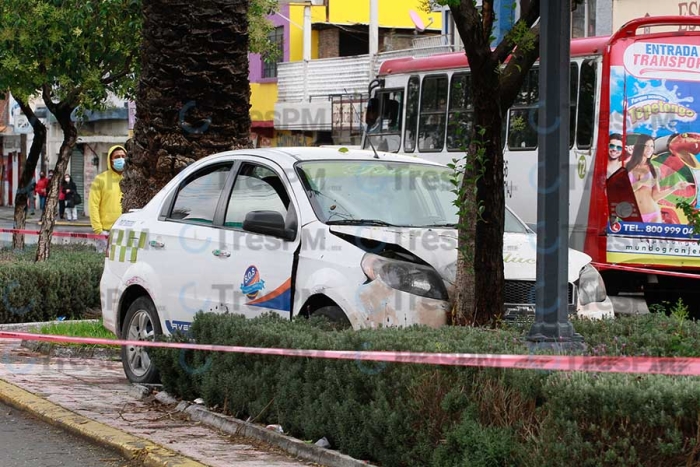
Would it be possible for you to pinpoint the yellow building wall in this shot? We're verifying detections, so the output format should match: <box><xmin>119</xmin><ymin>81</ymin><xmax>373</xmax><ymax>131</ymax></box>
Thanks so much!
<box><xmin>250</xmin><ymin>82</ymin><xmax>278</xmax><ymax>122</ymax></box>
<box><xmin>329</xmin><ymin>0</ymin><xmax>442</xmax><ymax>30</ymax></box>
<box><xmin>289</xmin><ymin>4</ymin><xmax>326</xmax><ymax>62</ymax></box>
<box><xmin>287</xmin><ymin>1</ymin><xmax>441</xmax><ymax>62</ymax></box>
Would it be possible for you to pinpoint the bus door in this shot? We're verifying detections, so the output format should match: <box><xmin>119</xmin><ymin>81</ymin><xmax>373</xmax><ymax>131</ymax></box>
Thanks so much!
<box><xmin>363</xmin><ymin>88</ymin><xmax>404</xmax><ymax>153</ymax></box>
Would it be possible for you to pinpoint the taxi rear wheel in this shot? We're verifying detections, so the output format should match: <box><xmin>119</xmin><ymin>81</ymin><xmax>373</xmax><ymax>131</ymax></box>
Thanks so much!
<box><xmin>314</xmin><ymin>305</ymin><xmax>351</xmax><ymax>330</ymax></box>
<box><xmin>120</xmin><ymin>296</ymin><xmax>162</xmax><ymax>384</ymax></box>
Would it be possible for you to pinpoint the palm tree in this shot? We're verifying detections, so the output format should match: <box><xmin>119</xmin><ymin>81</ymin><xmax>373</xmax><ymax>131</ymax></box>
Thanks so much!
<box><xmin>122</xmin><ymin>0</ymin><xmax>252</xmax><ymax>210</ymax></box>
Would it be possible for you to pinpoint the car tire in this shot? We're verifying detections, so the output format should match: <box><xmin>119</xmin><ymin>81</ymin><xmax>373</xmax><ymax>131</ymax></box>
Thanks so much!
<box><xmin>120</xmin><ymin>296</ymin><xmax>162</xmax><ymax>384</ymax></box>
<box><xmin>314</xmin><ymin>305</ymin><xmax>352</xmax><ymax>330</ymax></box>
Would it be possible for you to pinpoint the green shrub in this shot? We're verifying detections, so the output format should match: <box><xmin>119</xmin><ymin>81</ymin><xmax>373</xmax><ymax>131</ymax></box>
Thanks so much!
<box><xmin>0</xmin><ymin>244</ymin><xmax>103</xmax><ymax>324</ymax></box>
<box><xmin>151</xmin><ymin>313</ymin><xmax>700</xmax><ymax>467</ymax></box>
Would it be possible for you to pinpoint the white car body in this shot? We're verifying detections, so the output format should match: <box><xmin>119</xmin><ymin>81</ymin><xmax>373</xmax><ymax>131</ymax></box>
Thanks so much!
<box><xmin>101</xmin><ymin>147</ymin><xmax>613</xmax><ymax>339</ymax></box>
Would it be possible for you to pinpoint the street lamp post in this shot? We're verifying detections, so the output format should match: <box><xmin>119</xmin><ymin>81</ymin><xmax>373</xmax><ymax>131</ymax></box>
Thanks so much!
<box><xmin>527</xmin><ymin>0</ymin><xmax>583</xmax><ymax>345</ymax></box>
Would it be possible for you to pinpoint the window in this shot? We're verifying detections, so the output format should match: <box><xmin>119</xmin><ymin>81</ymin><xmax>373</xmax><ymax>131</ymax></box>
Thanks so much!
<box><xmin>418</xmin><ymin>75</ymin><xmax>448</xmax><ymax>152</ymax></box>
<box><xmin>225</xmin><ymin>164</ymin><xmax>289</xmax><ymax>229</ymax></box>
<box><xmin>403</xmin><ymin>76</ymin><xmax>420</xmax><ymax>153</ymax></box>
<box><xmin>572</xmin><ymin>0</ymin><xmax>596</xmax><ymax>38</ymax></box>
<box><xmin>363</xmin><ymin>89</ymin><xmax>404</xmax><ymax>153</ymax></box>
<box><xmin>569</xmin><ymin>62</ymin><xmax>579</xmax><ymax>149</ymax></box>
<box><xmin>507</xmin><ymin>67</ymin><xmax>539</xmax><ymax>150</ymax></box>
<box><xmin>262</xmin><ymin>27</ymin><xmax>284</xmax><ymax>79</ymax></box>
<box><xmin>506</xmin><ymin>64</ymin><xmax>579</xmax><ymax>150</ymax></box>
<box><xmin>169</xmin><ymin>164</ymin><xmax>232</xmax><ymax>224</ymax></box>
<box><xmin>447</xmin><ymin>73</ymin><xmax>473</xmax><ymax>151</ymax></box>
<box><xmin>576</xmin><ymin>60</ymin><xmax>597</xmax><ymax>149</ymax></box>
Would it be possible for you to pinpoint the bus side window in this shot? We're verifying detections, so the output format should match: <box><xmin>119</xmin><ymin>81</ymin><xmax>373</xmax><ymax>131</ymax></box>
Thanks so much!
<box><xmin>576</xmin><ymin>59</ymin><xmax>597</xmax><ymax>149</ymax></box>
<box><xmin>404</xmin><ymin>76</ymin><xmax>420</xmax><ymax>153</ymax></box>
<box><xmin>447</xmin><ymin>73</ymin><xmax>473</xmax><ymax>152</ymax></box>
<box><xmin>507</xmin><ymin>67</ymin><xmax>539</xmax><ymax>151</ymax></box>
<box><xmin>418</xmin><ymin>74</ymin><xmax>448</xmax><ymax>153</ymax></box>
<box><xmin>570</xmin><ymin>62</ymin><xmax>579</xmax><ymax>149</ymax></box>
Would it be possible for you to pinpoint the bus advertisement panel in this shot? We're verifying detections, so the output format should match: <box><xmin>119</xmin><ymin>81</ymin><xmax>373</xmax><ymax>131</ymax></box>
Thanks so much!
<box><xmin>606</xmin><ymin>37</ymin><xmax>700</xmax><ymax>267</ymax></box>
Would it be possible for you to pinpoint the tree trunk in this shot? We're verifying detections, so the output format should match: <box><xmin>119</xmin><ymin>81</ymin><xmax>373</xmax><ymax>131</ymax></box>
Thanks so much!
<box><xmin>123</xmin><ymin>0</ymin><xmax>253</xmax><ymax>211</ymax></box>
<box><xmin>472</xmin><ymin>90</ymin><xmax>505</xmax><ymax>327</ymax></box>
<box><xmin>453</xmin><ymin>61</ymin><xmax>505</xmax><ymax>327</ymax></box>
<box><xmin>36</xmin><ymin>109</ymin><xmax>77</xmax><ymax>262</ymax></box>
<box><xmin>12</xmin><ymin>100</ymin><xmax>47</xmax><ymax>250</ymax></box>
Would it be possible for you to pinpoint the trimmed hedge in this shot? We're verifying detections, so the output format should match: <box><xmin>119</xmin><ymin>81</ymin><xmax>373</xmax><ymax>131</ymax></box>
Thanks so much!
<box><xmin>0</xmin><ymin>245</ymin><xmax>103</xmax><ymax>323</ymax></box>
<box><xmin>151</xmin><ymin>313</ymin><xmax>700</xmax><ymax>467</ymax></box>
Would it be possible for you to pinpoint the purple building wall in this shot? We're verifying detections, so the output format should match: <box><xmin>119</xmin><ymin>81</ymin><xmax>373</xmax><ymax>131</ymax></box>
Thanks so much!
<box><xmin>249</xmin><ymin>3</ymin><xmax>291</xmax><ymax>83</ymax></box>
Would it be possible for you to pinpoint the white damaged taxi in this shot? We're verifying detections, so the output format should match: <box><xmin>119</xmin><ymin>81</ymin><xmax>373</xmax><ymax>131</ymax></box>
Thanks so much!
<box><xmin>100</xmin><ymin>147</ymin><xmax>613</xmax><ymax>383</ymax></box>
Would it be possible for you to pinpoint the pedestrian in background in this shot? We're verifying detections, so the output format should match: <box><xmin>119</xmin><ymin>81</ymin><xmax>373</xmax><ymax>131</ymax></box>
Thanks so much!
<box><xmin>58</xmin><ymin>182</ymin><xmax>66</xmax><ymax>219</ymax></box>
<box><xmin>62</xmin><ymin>174</ymin><xmax>78</xmax><ymax>221</ymax></box>
<box><xmin>89</xmin><ymin>145</ymin><xmax>125</xmax><ymax>234</ymax></box>
<box><xmin>35</xmin><ymin>171</ymin><xmax>49</xmax><ymax>212</ymax></box>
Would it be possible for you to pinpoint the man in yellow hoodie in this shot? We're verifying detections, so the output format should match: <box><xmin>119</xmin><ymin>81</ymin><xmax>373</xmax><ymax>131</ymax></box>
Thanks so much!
<box><xmin>89</xmin><ymin>145</ymin><xmax>126</xmax><ymax>234</ymax></box>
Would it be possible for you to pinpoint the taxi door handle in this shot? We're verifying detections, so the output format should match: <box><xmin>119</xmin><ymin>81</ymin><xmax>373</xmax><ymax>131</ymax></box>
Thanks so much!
<box><xmin>212</xmin><ymin>249</ymin><xmax>231</xmax><ymax>258</ymax></box>
<box><xmin>149</xmin><ymin>240</ymin><xmax>165</xmax><ymax>249</ymax></box>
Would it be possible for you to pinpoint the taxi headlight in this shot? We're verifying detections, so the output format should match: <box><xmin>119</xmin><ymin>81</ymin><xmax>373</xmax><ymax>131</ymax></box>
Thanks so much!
<box><xmin>361</xmin><ymin>253</ymin><xmax>449</xmax><ymax>301</ymax></box>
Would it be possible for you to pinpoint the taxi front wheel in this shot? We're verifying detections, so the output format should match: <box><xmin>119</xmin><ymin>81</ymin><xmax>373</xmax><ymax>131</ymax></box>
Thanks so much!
<box><xmin>121</xmin><ymin>296</ymin><xmax>162</xmax><ymax>384</ymax></box>
<box><xmin>314</xmin><ymin>305</ymin><xmax>351</xmax><ymax>330</ymax></box>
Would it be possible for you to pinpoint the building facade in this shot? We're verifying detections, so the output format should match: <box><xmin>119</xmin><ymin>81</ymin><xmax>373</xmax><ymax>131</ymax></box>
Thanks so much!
<box><xmin>263</xmin><ymin>0</ymin><xmax>444</xmax><ymax>147</ymax></box>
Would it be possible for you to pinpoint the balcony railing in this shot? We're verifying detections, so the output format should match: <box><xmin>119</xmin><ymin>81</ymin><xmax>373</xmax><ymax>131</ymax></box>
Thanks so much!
<box><xmin>277</xmin><ymin>37</ymin><xmax>458</xmax><ymax>103</ymax></box>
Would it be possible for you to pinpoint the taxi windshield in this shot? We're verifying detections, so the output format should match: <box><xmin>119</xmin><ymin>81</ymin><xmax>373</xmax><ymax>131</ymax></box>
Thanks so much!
<box><xmin>296</xmin><ymin>160</ymin><xmax>531</xmax><ymax>231</ymax></box>
<box><xmin>296</xmin><ymin>160</ymin><xmax>456</xmax><ymax>227</ymax></box>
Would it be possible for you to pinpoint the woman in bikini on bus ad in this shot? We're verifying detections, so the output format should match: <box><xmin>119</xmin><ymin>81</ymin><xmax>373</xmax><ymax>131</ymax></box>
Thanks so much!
<box><xmin>626</xmin><ymin>134</ymin><xmax>693</xmax><ymax>223</ymax></box>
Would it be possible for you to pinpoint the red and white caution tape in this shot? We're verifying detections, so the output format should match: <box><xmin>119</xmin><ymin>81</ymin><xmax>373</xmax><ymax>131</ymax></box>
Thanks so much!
<box><xmin>0</xmin><ymin>331</ymin><xmax>697</xmax><ymax>376</ymax></box>
<box><xmin>592</xmin><ymin>262</ymin><xmax>700</xmax><ymax>280</ymax></box>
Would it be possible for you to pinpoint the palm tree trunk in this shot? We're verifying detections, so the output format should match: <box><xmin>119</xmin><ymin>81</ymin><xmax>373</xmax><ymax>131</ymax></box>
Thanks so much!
<box><xmin>123</xmin><ymin>0</ymin><xmax>253</xmax><ymax>211</ymax></box>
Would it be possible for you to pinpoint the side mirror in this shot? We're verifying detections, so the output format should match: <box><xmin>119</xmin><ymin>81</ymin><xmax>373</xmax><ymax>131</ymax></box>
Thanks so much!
<box><xmin>243</xmin><ymin>210</ymin><xmax>295</xmax><ymax>240</ymax></box>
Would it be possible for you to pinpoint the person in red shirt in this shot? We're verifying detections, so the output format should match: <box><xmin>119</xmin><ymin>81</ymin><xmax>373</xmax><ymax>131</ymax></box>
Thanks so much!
<box><xmin>34</xmin><ymin>171</ymin><xmax>49</xmax><ymax>213</ymax></box>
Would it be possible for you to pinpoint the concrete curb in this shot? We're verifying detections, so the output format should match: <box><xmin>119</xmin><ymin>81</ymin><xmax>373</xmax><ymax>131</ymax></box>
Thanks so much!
<box><xmin>0</xmin><ymin>379</ymin><xmax>209</xmax><ymax>467</ymax></box>
<box><xmin>0</xmin><ymin>319</ymin><xmax>99</xmax><ymax>332</ymax></box>
<box><xmin>140</xmin><ymin>389</ymin><xmax>374</xmax><ymax>467</ymax></box>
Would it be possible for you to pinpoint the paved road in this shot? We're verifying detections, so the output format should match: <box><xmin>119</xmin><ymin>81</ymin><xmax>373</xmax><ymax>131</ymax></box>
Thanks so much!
<box><xmin>0</xmin><ymin>339</ymin><xmax>316</xmax><ymax>467</ymax></box>
<box><xmin>0</xmin><ymin>400</ymin><xmax>135</xmax><ymax>467</ymax></box>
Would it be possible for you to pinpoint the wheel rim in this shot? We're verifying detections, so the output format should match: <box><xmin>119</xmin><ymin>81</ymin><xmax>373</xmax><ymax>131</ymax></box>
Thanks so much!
<box><xmin>125</xmin><ymin>309</ymin><xmax>155</xmax><ymax>378</ymax></box>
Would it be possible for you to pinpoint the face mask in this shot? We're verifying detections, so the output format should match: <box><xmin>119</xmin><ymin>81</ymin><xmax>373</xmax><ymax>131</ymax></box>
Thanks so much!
<box><xmin>64</xmin><ymin>178</ymin><xmax>70</xmax><ymax>182</ymax></box>
<box><xmin>113</xmin><ymin>158</ymin><xmax>125</xmax><ymax>171</ymax></box>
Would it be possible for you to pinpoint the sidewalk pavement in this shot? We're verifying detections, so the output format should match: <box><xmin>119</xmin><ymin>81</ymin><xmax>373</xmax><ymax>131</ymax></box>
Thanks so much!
<box><xmin>0</xmin><ymin>205</ymin><xmax>92</xmax><ymax>227</ymax></box>
<box><xmin>0</xmin><ymin>336</ymin><xmax>322</xmax><ymax>467</ymax></box>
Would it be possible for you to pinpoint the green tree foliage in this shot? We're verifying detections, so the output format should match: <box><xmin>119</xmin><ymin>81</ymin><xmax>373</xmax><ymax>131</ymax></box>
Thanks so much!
<box><xmin>249</xmin><ymin>0</ymin><xmax>282</xmax><ymax>57</ymax></box>
<box><xmin>0</xmin><ymin>0</ymin><xmax>141</xmax><ymax>260</ymax></box>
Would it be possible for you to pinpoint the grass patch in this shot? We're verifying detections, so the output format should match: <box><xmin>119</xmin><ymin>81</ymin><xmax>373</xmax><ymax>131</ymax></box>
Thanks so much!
<box><xmin>37</xmin><ymin>319</ymin><xmax>116</xmax><ymax>348</ymax></box>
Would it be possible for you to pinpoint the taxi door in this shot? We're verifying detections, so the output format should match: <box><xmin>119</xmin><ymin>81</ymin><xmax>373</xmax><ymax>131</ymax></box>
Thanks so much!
<box><xmin>215</xmin><ymin>160</ymin><xmax>300</xmax><ymax>319</ymax></box>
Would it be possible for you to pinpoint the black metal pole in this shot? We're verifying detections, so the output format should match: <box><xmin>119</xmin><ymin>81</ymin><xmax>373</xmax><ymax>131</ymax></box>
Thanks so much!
<box><xmin>527</xmin><ymin>0</ymin><xmax>582</xmax><ymax>343</ymax></box>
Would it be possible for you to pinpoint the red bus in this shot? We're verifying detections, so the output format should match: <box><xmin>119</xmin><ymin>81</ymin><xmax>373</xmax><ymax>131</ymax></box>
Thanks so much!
<box><xmin>363</xmin><ymin>16</ymin><xmax>700</xmax><ymax>312</ymax></box>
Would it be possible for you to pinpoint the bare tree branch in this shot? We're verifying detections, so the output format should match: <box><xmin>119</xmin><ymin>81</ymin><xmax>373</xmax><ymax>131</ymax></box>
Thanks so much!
<box><xmin>41</xmin><ymin>83</ymin><xmax>58</xmax><ymax>115</ymax></box>
<box><xmin>15</xmin><ymin>97</ymin><xmax>45</xmax><ymax>135</ymax></box>
<box><xmin>449</xmin><ymin>0</ymin><xmax>491</xmax><ymax>71</ymax></box>
<box><xmin>491</xmin><ymin>0</ymin><xmax>540</xmax><ymax>66</ymax></box>
<box><xmin>101</xmin><ymin>56</ymin><xmax>133</xmax><ymax>86</ymax></box>
<box><xmin>499</xmin><ymin>23</ymin><xmax>541</xmax><ymax>114</ymax></box>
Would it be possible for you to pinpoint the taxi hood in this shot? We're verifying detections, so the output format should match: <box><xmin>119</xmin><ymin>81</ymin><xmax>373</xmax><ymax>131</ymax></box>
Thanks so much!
<box><xmin>328</xmin><ymin>226</ymin><xmax>591</xmax><ymax>284</ymax></box>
